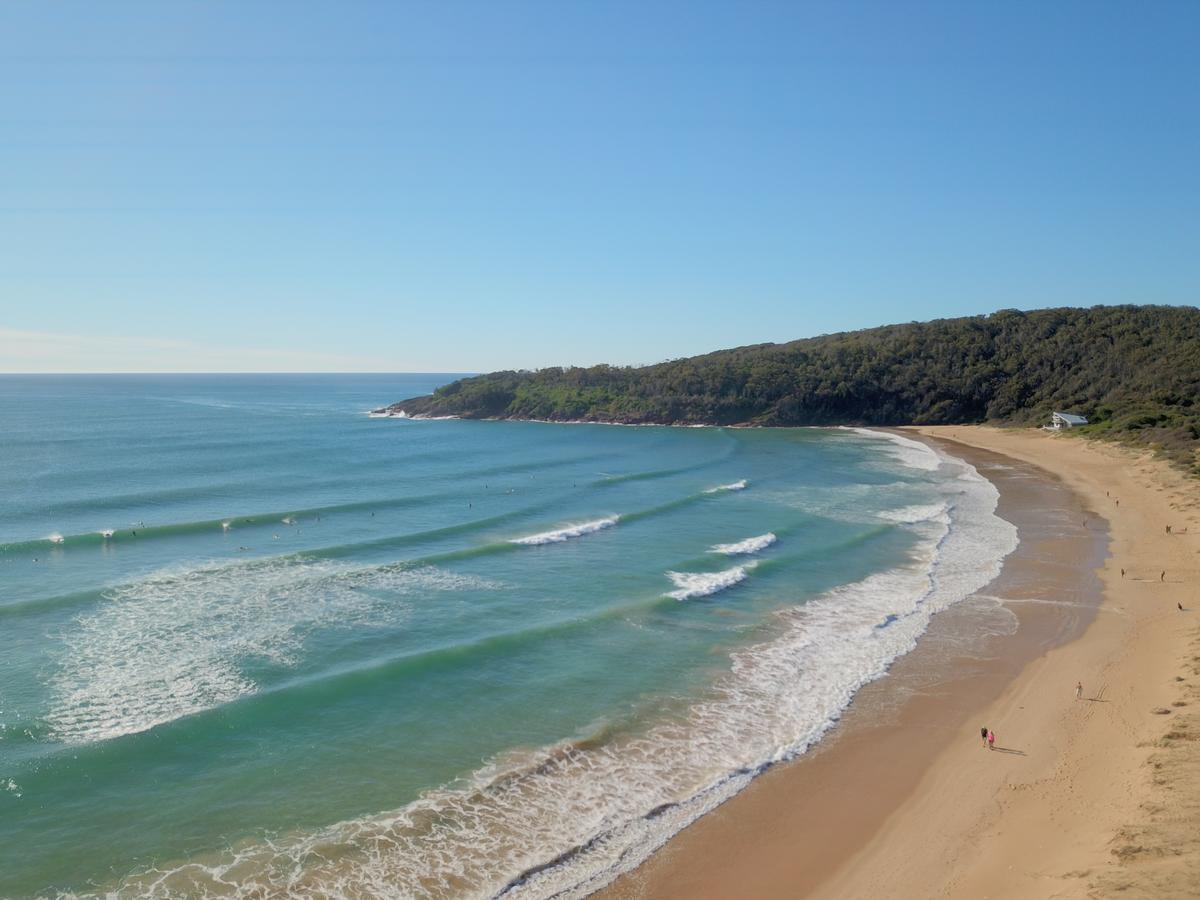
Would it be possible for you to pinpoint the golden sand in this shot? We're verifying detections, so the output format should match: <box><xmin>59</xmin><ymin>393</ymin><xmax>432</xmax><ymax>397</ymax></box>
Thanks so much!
<box><xmin>600</xmin><ymin>426</ymin><xmax>1199</xmax><ymax>899</ymax></box>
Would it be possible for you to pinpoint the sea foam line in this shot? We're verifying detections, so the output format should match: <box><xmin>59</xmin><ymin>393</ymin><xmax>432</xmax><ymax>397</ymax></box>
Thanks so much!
<box><xmin>44</xmin><ymin>560</ymin><xmax>498</xmax><ymax>746</ymax></box>
<box><xmin>510</xmin><ymin>517</ymin><xmax>619</xmax><ymax>546</ymax></box>
<box><xmin>877</xmin><ymin>502</ymin><xmax>948</xmax><ymax>525</ymax></box>
<box><xmin>846</xmin><ymin>427</ymin><xmax>941</xmax><ymax>472</ymax></box>
<box><xmin>709</xmin><ymin>533</ymin><xmax>777</xmax><ymax>555</ymax></box>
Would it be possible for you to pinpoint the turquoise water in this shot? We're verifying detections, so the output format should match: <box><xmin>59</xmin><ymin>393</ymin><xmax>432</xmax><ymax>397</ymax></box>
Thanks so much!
<box><xmin>0</xmin><ymin>375</ymin><xmax>1014</xmax><ymax>898</ymax></box>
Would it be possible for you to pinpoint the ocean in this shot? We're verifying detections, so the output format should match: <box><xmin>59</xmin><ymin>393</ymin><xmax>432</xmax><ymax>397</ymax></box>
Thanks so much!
<box><xmin>0</xmin><ymin>374</ymin><xmax>1016</xmax><ymax>898</ymax></box>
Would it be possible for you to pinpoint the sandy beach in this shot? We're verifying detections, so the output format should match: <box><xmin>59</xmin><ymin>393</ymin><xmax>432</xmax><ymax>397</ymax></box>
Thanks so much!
<box><xmin>601</xmin><ymin>426</ymin><xmax>1199</xmax><ymax>899</ymax></box>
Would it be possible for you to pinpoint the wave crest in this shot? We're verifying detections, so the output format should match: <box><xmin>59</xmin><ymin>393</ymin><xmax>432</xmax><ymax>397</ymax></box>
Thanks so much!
<box><xmin>510</xmin><ymin>517</ymin><xmax>619</xmax><ymax>546</ymax></box>
<box><xmin>665</xmin><ymin>563</ymin><xmax>756</xmax><ymax>600</ymax></box>
<box><xmin>708</xmin><ymin>533</ymin><xmax>777</xmax><ymax>555</ymax></box>
<box><xmin>703</xmin><ymin>479</ymin><xmax>747</xmax><ymax>494</ymax></box>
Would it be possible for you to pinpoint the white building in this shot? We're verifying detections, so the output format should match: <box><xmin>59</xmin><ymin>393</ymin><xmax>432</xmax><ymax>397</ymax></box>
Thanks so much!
<box><xmin>1050</xmin><ymin>411</ymin><xmax>1088</xmax><ymax>430</ymax></box>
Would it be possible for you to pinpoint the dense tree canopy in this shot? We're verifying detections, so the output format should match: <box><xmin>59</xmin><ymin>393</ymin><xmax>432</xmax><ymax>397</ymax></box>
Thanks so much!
<box><xmin>383</xmin><ymin>306</ymin><xmax>1200</xmax><ymax>471</ymax></box>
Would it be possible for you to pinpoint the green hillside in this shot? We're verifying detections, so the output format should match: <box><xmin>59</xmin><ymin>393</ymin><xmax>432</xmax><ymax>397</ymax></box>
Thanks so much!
<box><xmin>383</xmin><ymin>305</ymin><xmax>1200</xmax><ymax>472</ymax></box>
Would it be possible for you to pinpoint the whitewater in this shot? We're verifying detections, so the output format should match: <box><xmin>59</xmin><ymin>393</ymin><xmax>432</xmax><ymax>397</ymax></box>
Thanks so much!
<box><xmin>0</xmin><ymin>376</ymin><xmax>1017</xmax><ymax>900</ymax></box>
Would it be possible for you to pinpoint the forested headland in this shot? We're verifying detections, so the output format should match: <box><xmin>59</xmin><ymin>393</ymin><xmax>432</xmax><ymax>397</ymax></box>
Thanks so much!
<box><xmin>381</xmin><ymin>306</ymin><xmax>1200</xmax><ymax>472</ymax></box>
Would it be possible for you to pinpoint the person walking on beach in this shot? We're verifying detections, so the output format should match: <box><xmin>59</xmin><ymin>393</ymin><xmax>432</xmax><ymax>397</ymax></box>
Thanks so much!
<box><xmin>1161</xmin><ymin>570</ymin><xmax>1166</xmax><ymax>582</ymax></box>
<box><xmin>1075</xmin><ymin>681</ymin><xmax>1083</xmax><ymax>700</ymax></box>
<box><xmin>987</xmin><ymin>729</ymin><xmax>996</xmax><ymax>751</ymax></box>
<box><xmin>980</xmin><ymin>726</ymin><xmax>989</xmax><ymax>748</ymax></box>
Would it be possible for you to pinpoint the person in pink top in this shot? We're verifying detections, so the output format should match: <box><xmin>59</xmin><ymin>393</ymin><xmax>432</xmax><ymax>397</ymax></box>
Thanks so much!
<box><xmin>987</xmin><ymin>729</ymin><xmax>996</xmax><ymax>750</ymax></box>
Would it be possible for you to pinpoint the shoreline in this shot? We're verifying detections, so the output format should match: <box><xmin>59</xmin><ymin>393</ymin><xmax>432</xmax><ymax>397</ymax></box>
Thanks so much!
<box><xmin>599</xmin><ymin>426</ymin><xmax>1199</xmax><ymax>898</ymax></box>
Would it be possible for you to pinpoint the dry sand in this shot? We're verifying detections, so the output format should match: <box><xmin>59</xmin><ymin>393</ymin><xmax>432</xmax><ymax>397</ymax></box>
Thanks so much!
<box><xmin>600</xmin><ymin>426</ymin><xmax>1199</xmax><ymax>899</ymax></box>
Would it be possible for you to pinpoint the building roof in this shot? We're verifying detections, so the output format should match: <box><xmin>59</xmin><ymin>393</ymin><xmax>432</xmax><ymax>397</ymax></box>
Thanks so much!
<box><xmin>1053</xmin><ymin>412</ymin><xmax>1089</xmax><ymax>424</ymax></box>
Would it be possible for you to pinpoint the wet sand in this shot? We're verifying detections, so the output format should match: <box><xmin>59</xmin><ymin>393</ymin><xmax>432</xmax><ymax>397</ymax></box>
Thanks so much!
<box><xmin>600</xmin><ymin>427</ymin><xmax>1200</xmax><ymax>899</ymax></box>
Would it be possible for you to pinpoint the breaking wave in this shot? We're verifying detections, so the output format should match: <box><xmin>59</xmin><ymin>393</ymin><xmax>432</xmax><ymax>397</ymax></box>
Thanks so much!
<box><xmin>510</xmin><ymin>517</ymin><xmax>619</xmax><ymax>546</ymax></box>
<box><xmin>847</xmin><ymin>428</ymin><xmax>941</xmax><ymax>472</ymax></box>
<box><xmin>878</xmin><ymin>502</ymin><xmax>949</xmax><ymax>524</ymax></box>
<box><xmin>664</xmin><ymin>563</ymin><xmax>757</xmax><ymax>600</ymax></box>
<box><xmin>709</xmin><ymin>533</ymin><xmax>777</xmax><ymax>556</ymax></box>
<box><xmin>703</xmin><ymin>479</ymin><xmax>747</xmax><ymax>493</ymax></box>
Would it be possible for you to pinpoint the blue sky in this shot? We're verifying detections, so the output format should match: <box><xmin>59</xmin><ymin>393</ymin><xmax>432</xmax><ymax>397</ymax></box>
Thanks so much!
<box><xmin>2</xmin><ymin>1</ymin><xmax>1197</xmax><ymax>372</ymax></box>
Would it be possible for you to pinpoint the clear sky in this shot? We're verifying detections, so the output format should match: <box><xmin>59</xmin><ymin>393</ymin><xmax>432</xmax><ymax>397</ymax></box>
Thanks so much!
<box><xmin>2</xmin><ymin>1</ymin><xmax>1197</xmax><ymax>373</ymax></box>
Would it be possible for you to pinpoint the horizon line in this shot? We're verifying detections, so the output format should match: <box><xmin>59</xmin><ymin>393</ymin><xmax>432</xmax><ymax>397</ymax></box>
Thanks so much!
<box><xmin>0</xmin><ymin>370</ymin><xmax>480</xmax><ymax>376</ymax></box>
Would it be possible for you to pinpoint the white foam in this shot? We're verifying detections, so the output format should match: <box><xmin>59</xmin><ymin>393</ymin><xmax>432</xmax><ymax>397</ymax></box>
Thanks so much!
<box><xmin>847</xmin><ymin>427</ymin><xmax>941</xmax><ymax>471</ymax></box>
<box><xmin>510</xmin><ymin>516</ymin><xmax>618</xmax><ymax>546</ymax></box>
<box><xmin>47</xmin><ymin>533</ymin><xmax>64</xmax><ymax>544</ymax></box>
<box><xmin>665</xmin><ymin>562</ymin><xmax>756</xmax><ymax>600</ymax></box>
<box><xmin>878</xmin><ymin>502</ymin><xmax>948</xmax><ymax>524</ymax></box>
<box><xmin>98</xmin><ymin>446</ymin><xmax>1017</xmax><ymax>900</ymax></box>
<box><xmin>760</xmin><ymin>480</ymin><xmax>911</xmax><ymax>524</ymax></box>
<box><xmin>99</xmin><ymin>529</ymin><xmax>115</xmax><ymax>539</ymax></box>
<box><xmin>704</xmin><ymin>479</ymin><xmax>747</xmax><ymax>493</ymax></box>
<box><xmin>45</xmin><ymin>561</ymin><xmax>498</xmax><ymax>745</ymax></box>
<box><xmin>708</xmin><ymin>533</ymin><xmax>777</xmax><ymax>555</ymax></box>
<box><xmin>370</xmin><ymin>409</ymin><xmax>453</xmax><ymax>419</ymax></box>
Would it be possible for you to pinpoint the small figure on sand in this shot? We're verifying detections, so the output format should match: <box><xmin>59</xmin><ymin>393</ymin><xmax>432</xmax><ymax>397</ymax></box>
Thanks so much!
<box><xmin>987</xmin><ymin>729</ymin><xmax>996</xmax><ymax>751</ymax></box>
<box><xmin>1161</xmin><ymin>570</ymin><xmax>1166</xmax><ymax>582</ymax></box>
<box><xmin>1075</xmin><ymin>681</ymin><xmax>1083</xmax><ymax>700</ymax></box>
<box><xmin>980</xmin><ymin>726</ymin><xmax>988</xmax><ymax>748</ymax></box>
<box><xmin>1166</xmin><ymin>524</ymin><xmax>1172</xmax><ymax>534</ymax></box>
<box><xmin>1179</xmin><ymin>603</ymin><xmax>1185</xmax><ymax>612</ymax></box>
<box><xmin>1120</xmin><ymin>568</ymin><xmax>1125</xmax><ymax>578</ymax></box>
